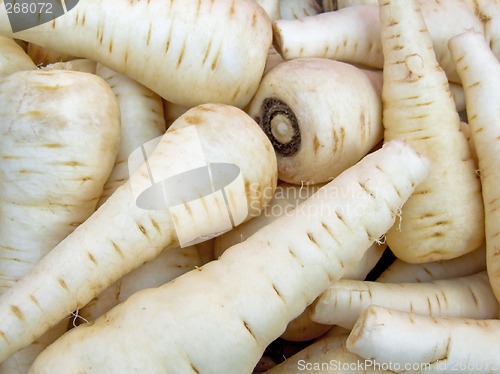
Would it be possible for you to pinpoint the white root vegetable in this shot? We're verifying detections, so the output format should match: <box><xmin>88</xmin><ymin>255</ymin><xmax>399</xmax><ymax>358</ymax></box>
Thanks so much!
<box><xmin>279</xmin><ymin>0</ymin><xmax>323</xmax><ymax>20</ymax></box>
<box><xmin>0</xmin><ymin>36</ymin><xmax>36</xmax><ymax>78</ymax></box>
<box><xmin>25</xmin><ymin>43</ymin><xmax>76</xmax><ymax>67</ymax></box>
<box><xmin>272</xmin><ymin>0</ymin><xmax>491</xmax><ymax>82</ymax></box>
<box><xmin>347</xmin><ymin>305</ymin><xmax>500</xmax><ymax>373</ymax></box>
<box><xmin>94</xmin><ymin>63</ymin><xmax>166</xmax><ymax>206</ymax></box>
<box><xmin>273</xmin><ymin>5</ymin><xmax>383</xmax><ymax>68</ymax></box>
<box><xmin>247</xmin><ymin>58</ymin><xmax>383</xmax><ymax>184</ymax></box>
<box><xmin>266</xmin><ymin>332</ymin><xmax>392</xmax><ymax>374</ymax></box>
<box><xmin>28</xmin><ymin>140</ymin><xmax>430</xmax><ymax>373</ymax></box>
<box><xmin>380</xmin><ymin>0</ymin><xmax>484</xmax><ymax>263</ymax></box>
<box><xmin>0</xmin><ymin>0</ymin><xmax>272</xmax><ymax>109</ymax></box>
<box><xmin>255</xmin><ymin>0</ymin><xmax>281</xmax><ymax>20</ymax></box>
<box><xmin>78</xmin><ymin>240</ymin><xmax>214</xmax><ymax>323</ymax></box>
<box><xmin>0</xmin><ymin>103</ymin><xmax>278</xmax><ymax>363</ymax></box>
<box><xmin>311</xmin><ymin>272</ymin><xmax>498</xmax><ymax>329</ymax></box>
<box><xmin>449</xmin><ymin>31</ymin><xmax>500</xmax><ymax>303</ymax></box>
<box><xmin>0</xmin><ymin>69</ymin><xmax>121</xmax><ymax>373</ymax></box>
<box><xmin>377</xmin><ymin>245</ymin><xmax>486</xmax><ymax>283</ymax></box>
<box><xmin>337</xmin><ymin>0</ymin><xmax>377</xmax><ymax>7</ymax></box>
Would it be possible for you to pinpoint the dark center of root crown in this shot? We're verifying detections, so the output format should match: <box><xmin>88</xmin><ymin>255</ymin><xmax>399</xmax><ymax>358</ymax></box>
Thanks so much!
<box><xmin>258</xmin><ymin>98</ymin><xmax>300</xmax><ymax>157</ymax></box>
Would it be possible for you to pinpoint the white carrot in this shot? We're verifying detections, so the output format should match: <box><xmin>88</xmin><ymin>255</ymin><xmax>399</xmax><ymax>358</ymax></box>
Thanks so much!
<box><xmin>94</xmin><ymin>63</ymin><xmax>166</xmax><ymax>206</ymax></box>
<box><xmin>272</xmin><ymin>0</ymin><xmax>490</xmax><ymax>82</ymax></box>
<box><xmin>247</xmin><ymin>58</ymin><xmax>383</xmax><ymax>184</ymax></box>
<box><xmin>0</xmin><ymin>36</ymin><xmax>36</xmax><ymax>78</ymax></box>
<box><xmin>347</xmin><ymin>305</ymin><xmax>500</xmax><ymax>373</ymax></box>
<box><xmin>279</xmin><ymin>0</ymin><xmax>323</xmax><ymax>20</ymax></box>
<box><xmin>311</xmin><ymin>272</ymin><xmax>498</xmax><ymax>329</ymax></box>
<box><xmin>449</xmin><ymin>31</ymin><xmax>500</xmax><ymax>303</ymax></box>
<box><xmin>0</xmin><ymin>0</ymin><xmax>272</xmax><ymax>108</ymax></box>
<box><xmin>379</xmin><ymin>0</ymin><xmax>484</xmax><ymax>263</ymax></box>
<box><xmin>377</xmin><ymin>245</ymin><xmax>486</xmax><ymax>283</ymax></box>
<box><xmin>0</xmin><ymin>69</ymin><xmax>121</xmax><ymax>373</ymax></box>
<box><xmin>28</xmin><ymin>140</ymin><xmax>430</xmax><ymax>373</ymax></box>
<box><xmin>0</xmin><ymin>103</ymin><xmax>278</xmax><ymax>363</ymax></box>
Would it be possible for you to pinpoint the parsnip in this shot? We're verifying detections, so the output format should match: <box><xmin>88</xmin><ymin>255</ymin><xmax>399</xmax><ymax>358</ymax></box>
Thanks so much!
<box><xmin>263</xmin><ymin>46</ymin><xmax>284</xmax><ymax>75</ymax></box>
<box><xmin>28</xmin><ymin>140</ymin><xmax>430</xmax><ymax>373</ymax></box>
<box><xmin>0</xmin><ymin>103</ymin><xmax>278</xmax><ymax>363</ymax></box>
<box><xmin>94</xmin><ymin>64</ymin><xmax>166</xmax><ymax>206</ymax></box>
<box><xmin>247</xmin><ymin>58</ymin><xmax>383</xmax><ymax>184</ymax></box>
<box><xmin>42</xmin><ymin>59</ymin><xmax>97</xmax><ymax>74</ymax></box>
<box><xmin>311</xmin><ymin>272</ymin><xmax>498</xmax><ymax>329</ymax></box>
<box><xmin>272</xmin><ymin>0</ymin><xmax>490</xmax><ymax>82</ymax></box>
<box><xmin>0</xmin><ymin>36</ymin><xmax>36</xmax><ymax>78</ymax></box>
<box><xmin>279</xmin><ymin>0</ymin><xmax>323</xmax><ymax>20</ymax></box>
<box><xmin>377</xmin><ymin>245</ymin><xmax>486</xmax><ymax>283</ymax></box>
<box><xmin>256</xmin><ymin>0</ymin><xmax>281</xmax><ymax>20</ymax></box>
<box><xmin>0</xmin><ymin>0</ymin><xmax>272</xmax><ymax>108</ymax></box>
<box><xmin>0</xmin><ymin>69</ymin><xmax>121</xmax><ymax>373</ymax></box>
<box><xmin>449</xmin><ymin>31</ymin><xmax>500</xmax><ymax>303</ymax></box>
<box><xmin>347</xmin><ymin>305</ymin><xmax>500</xmax><ymax>373</ymax></box>
<box><xmin>337</xmin><ymin>0</ymin><xmax>377</xmax><ymax>7</ymax></box>
<box><xmin>380</xmin><ymin>0</ymin><xmax>484</xmax><ymax>263</ymax></box>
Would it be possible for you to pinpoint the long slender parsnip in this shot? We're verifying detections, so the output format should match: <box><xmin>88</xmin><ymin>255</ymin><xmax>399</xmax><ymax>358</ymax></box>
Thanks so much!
<box><xmin>449</xmin><ymin>31</ymin><xmax>500</xmax><ymax>303</ymax></box>
<box><xmin>0</xmin><ymin>103</ymin><xmax>278</xmax><ymax>364</ymax></box>
<box><xmin>0</xmin><ymin>36</ymin><xmax>36</xmax><ymax>77</ymax></box>
<box><xmin>29</xmin><ymin>140</ymin><xmax>430</xmax><ymax>373</ymax></box>
<box><xmin>380</xmin><ymin>0</ymin><xmax>484</xmax><ymax>263</ymax></box>
<box><xmin>311</xmin><ymin>272</ymin><xmax>498</xmax><ymax>329</ymax></box>
<box><xmin>0</xmin><ymin>0</ymin><xmax>272</xmax><ymax>108</ymax></box>
<box><xmin>273</xmin><ymin>1</ymin><xmax>490</xmax><ymax>83</ymax></box>
<box><xmin>347</xmin><ymin>305</ymin><xmax>500</xmax><ymax>373</ymax></box>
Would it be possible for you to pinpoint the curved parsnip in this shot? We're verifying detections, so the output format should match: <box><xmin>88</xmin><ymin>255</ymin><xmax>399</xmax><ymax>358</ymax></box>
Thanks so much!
<box><xmin>0</xmin><ymin>0</ymin><xmax>272</xmax><ymax>109</ymax></box>
<box><xmin>347</xmin><ymin>305</ymin><xmax>500</xmax><ymax>373</ymax></box>
<box><xmin>247</xmin><ymin>58</ymin><xmax>383</xmax><ymax>184</ymax></box>
<box><xmin>380</xmin><ymin>0</ymin><xmax>484</xmax><ymax>263</ymax></box>
<box><xmin>29</xmin><ymin>140</ymin><xmax>430</xmax><ymax>374</ymax></box>
<box><xmin>272</xmin><ymin>1</ymin><xmax>488</xmax><ymax>82</ymax></box>
<box><xmin>377</xmin><ymin>245</ymin><xmax>486</xmax><ymax>283</ymax></box>
<box><xmin>0</xmin><ymin>69</ymin><xmax>120</xmax><ymax>373</ymax></box>
<box><xmin>0</xmin><ymin>103</ymin><xmax>278</xmax><ymax>363</ymax></box>
<box><xmin>0</xmin><ymin>36</ymin><xmax>36</xmax><ymax>77</ymax></box>
<box><xmin>95</xmin><ymin>64</ymin><xmax>166</xmax><ymax>206</ymax></box>
<box><xmin>449</xmin><ymin>31</ymin><xmax>500</xmax><ymax>303</ymax></box>
<box><xmin>311</xmin><ymin>272</ymin><xmax>498</xmax><ymax>329</ymax></box>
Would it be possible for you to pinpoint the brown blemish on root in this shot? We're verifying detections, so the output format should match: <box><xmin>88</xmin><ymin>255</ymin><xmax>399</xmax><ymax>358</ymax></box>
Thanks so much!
<box><xmin>243</xmin><ymin>320</ymin><xmax>257</xmax><ymax>340</ymax></box>
<box><xmin>10</xmin><ymin>305</ymin><xmax>24</xmax><ymax>321</ymax></box>
<box><xmin>111</xmin><ymin>240</ymin><xmax>125</xmax><ymax>259</ymax></box>
<box><xmin>58</xmin><ymin>277</ymin><xmax>69</xmax><ymax>291</ymax></box>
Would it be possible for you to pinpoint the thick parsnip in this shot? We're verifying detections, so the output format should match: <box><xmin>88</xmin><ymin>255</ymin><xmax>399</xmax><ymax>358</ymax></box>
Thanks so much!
<box><xmin>449</xmin><ymin>31</ymin><xmax>500</xmax><ymax>303</ymax></box>
<box><xmin>311</xmin><ymin>272</ymin><xmax>498</xmax><ymax>329</ymax></box>
<box><xmin>0</xmin><ymin>69</ymin><xmax>120</xmax><ymax>373</ymax></box>
<box><xmin>0</xmin><ymin>0</ymin><xmax>272</xmax><ymax>108</ymax></box>
<box><xmin>380</xmin><ymin>0</ymin><xmax>484</xmax><ymax>263</ymax></box>
<box><xmin>0</xmin><ymin>36</ymin><xmax>36</xmax><ymax>77</ymax></box>
<box><xmin>0</xmin><ymin>103</ymin><xmax>278</xmax><ymax>363</ymax></box>
<box><xmin>347</xmin><ymin>305</ymin><xmax>500</xmax><ymax>373</ymax></box>
<box><xmin>247</xmin><ymin>58</ymin><xmax>383</xmax><ymax>184</ymax></box>
<box><xmin>29</xmin><ymin>140</ymin><xmax>430</xmax><ymax>373</ymax></box>
<box><xmin>94</xmin><ymin>64</ymin><xmax>166</xmax><ymax>206</ymax></box>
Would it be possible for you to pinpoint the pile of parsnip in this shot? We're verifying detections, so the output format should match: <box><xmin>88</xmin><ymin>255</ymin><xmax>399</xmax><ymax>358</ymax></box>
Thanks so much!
<box><xmin>0</xmin><ymin>0</ymin><xmax>499</xmax><ymax>373</ymax></box>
